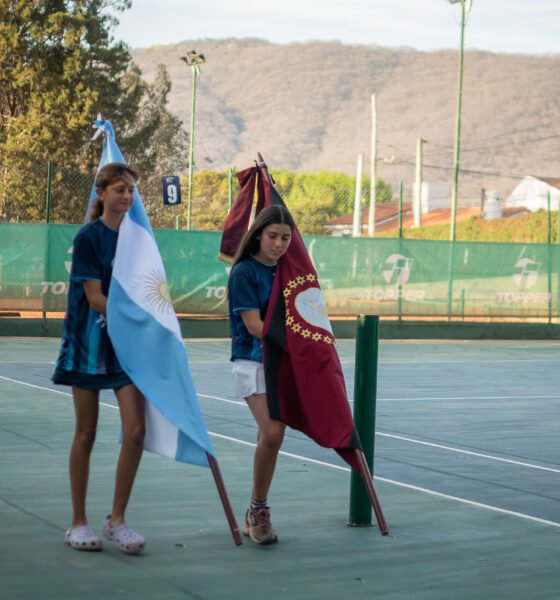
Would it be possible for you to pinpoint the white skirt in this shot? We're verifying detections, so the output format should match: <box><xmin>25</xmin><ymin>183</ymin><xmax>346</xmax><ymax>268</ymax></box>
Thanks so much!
<box><xmin>232</xmin><ymin>359</ymin><xmax>266</xmax><ymax>399</ymax></box>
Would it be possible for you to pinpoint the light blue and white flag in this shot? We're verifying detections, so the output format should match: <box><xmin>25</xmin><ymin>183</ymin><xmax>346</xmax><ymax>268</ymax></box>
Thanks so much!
<box><xmin>92</xmin><ymin>118</ymin><xmax>214</xmax><ymax>467</ymax></box>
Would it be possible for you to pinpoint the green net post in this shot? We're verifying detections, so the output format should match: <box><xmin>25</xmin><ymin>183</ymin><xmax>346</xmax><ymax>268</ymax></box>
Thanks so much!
<box><xmin>45</xmin><ymin>161</ymin><xmax>53</xmax><ymax>223</ymax></box>
<box><xmin>348</xmin><ymin>314</ymin><xmax>379</xmax><ymax>526</ymax></box>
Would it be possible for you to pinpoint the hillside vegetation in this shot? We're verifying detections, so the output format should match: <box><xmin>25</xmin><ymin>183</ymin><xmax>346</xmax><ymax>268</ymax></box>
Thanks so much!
<box><xmin>131</xmin><ymin>38</ymin><xmax>560</xmax><ymax>207</ymax></box>
<box><xmin>381</xmin><ymin>211</ymin><xmax>560</xmax><ymax>243</ymax></box>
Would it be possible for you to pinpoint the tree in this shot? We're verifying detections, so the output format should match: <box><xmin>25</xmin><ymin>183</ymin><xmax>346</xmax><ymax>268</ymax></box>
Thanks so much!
<box><xmin>275</xmin><ymin>170</ymin><xmax>392</xmax><ymax>234</ymax></box>
<box><xmin>0</xmin><ymin>0</ymin><xmax>188</xmax><ymax>223</ymax></box>
<box><xmin>119</xmin><ymin>64</ymin><xmax>189</xmax><ymax>228</ymax></box>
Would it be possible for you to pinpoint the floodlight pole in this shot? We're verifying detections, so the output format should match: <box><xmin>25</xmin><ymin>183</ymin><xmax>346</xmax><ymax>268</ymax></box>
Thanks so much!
<box><xmin>449</xmin><ymin>0</ymin><xmax>471</xmax><ymax>241</ymax></box>
<box><xmin>181</xmin><ymin>51</ymin><xmax>206</xmax><ymax>231</ymax></box>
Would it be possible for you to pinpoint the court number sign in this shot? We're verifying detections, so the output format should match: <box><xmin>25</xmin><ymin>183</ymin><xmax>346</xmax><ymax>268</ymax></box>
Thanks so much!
<box><xmin>162</xmin><ymin>176</ymin><xmax>182</xmax><ymax>205</ymax></box>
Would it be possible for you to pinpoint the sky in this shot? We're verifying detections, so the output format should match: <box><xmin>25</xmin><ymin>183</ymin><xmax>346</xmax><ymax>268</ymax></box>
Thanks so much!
<box><xmin>114</xmin><ymin>0</ymin><xmax>560</xmax><ymax>55</ymax></box>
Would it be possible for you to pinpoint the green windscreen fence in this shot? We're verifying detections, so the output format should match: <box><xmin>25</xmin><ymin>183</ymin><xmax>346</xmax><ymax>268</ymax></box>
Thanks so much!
<box><xmin>1</xmin><ymin>223</ymin><xmax>559</xmax><ymax>319</ymax></box>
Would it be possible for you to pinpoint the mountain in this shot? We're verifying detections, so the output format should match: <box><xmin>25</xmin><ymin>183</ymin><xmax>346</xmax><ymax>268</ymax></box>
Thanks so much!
<box><xmin>131</xmin><ymin>38</ymin><xmax>560</xmax><ymax>204</ymax></box>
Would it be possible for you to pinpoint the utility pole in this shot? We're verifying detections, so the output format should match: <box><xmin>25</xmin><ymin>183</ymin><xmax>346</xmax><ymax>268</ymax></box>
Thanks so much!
<box><xmin>368</xmin><ymin>94</ymin><xmax>377</xmax><ymax>236</ymax></box>
<box><xmin>180</xmin><ymin>50</ymin><xmax>206</xmax><ymax>230</ymax></box>
<box><xmin>414</xmin><ymin>138</ymin><xmax>425</xmax><ymax>228</ymax></box>
<box><xmin>448</xmin><ymin>0</ymin><xmax>472</xmax><ymax>241</ymax></box>
<box><xmin>353</xmin><ymin>153</ymin><xmax>364</xmax><ymax>237</ymax></box>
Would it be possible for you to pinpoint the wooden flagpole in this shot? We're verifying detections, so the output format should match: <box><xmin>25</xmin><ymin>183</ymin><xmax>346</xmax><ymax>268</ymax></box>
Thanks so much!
<box><xmin>354</xmin><ymin>449</ymin><xmax>389</xmax><ymax>535</ymax></box>
<box><xmin>206</xmin><ymin>452</ymin><xmax>243</xmax><ymax>545</ymax></box>
<box><xmin>256</xmin><ymin>152</ymin><xmax>273</xmax><ymax>184</ymax></box>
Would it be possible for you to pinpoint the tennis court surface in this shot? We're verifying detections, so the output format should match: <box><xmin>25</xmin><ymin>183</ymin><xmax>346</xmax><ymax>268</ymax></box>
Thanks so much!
<box><xmin>1</xmin><ymin>336</ymin><xmax>559</xmax><ymax>599</ymax></box>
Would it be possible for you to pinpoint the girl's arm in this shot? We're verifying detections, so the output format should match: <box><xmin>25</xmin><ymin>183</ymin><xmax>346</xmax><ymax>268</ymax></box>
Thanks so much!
<box><xmin>83</xmin><ymin>280</ymin><xmax>107</xmax><ymax>315</ymax></box>
<box><xmin>240</xmin><ymin>310</ymin><xmax>263</xmax><ymax>340</ymax></box>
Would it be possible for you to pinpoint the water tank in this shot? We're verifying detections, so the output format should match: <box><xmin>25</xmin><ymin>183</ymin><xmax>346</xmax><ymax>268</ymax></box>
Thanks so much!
<box><xmin>484</xmin><ymin>189</ymin><xmax>502</xmax><ymax>219</ymax></box>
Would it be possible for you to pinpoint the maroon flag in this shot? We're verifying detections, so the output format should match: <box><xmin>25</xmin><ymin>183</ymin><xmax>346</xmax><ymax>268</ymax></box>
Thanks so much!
<box><xmin>219</xmin><ymin>167</ymin><xmax>265</xmax><ymax>262</ymax></box>
<box><xmin>220</xmin><ymin>162</ymin><xmax>361</xmax><ymax>470</ymax></box>
<box><xmin>258</xmin><ymin>175</ymin><xmax>361</xmax><ymax>471</ymax></box>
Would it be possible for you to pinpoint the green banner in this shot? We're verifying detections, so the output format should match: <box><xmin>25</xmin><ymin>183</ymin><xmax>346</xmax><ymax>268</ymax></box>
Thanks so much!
<box><xmin>0</xmin><ymin>223</ymin><xmax>558</xmax><ymax>319</ymax></box>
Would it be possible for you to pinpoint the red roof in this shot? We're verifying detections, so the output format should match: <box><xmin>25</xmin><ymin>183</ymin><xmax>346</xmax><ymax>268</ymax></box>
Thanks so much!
<box><xmin>323</xmin><ymin>203</ymin><xmax>528</xmax><ymax>233</ymax></box>
<box><xmin>323</xmin><ymin>202</ymin><xmax>412</xmax><ymax>227</ymax></box>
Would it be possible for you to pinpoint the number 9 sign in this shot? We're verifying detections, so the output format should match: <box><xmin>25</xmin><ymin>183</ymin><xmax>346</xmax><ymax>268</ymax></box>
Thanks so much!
<box><xmin>162</xmin><ymin>176</ymin><xmax>182</xmax><ymax>205</ymax></box>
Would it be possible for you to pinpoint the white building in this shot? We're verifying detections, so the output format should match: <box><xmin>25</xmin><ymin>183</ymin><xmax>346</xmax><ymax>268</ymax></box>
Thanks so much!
<box><xmin>412</xmin><ymin>181</ymin><xmax>449</xmax><ymax>214</ymax></box>
<box><xmin>505</xmin><ymin>176</ymin><xmax>560</xmax><ymax>212</ymax></box>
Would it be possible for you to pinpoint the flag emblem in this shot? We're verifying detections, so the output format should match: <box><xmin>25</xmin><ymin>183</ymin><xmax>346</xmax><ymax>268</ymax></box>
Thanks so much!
<box><xmin>284</xmin><ymin>276</ymin><xmax>334</xmax><ymax>343</ymax></box>
<box><xmin>144</xmin><ymin>269</ymin><xmax>174</xmax><ymax>314</ymax></box>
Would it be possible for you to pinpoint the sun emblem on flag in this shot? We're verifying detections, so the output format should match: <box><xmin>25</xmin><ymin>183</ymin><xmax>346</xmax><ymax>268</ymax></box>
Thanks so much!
<box><xmin>144</xmin><ymin>268</ymin><xmax>174</xmax><ymax>314</ymax></box>
<box><xmin>283</xmin><ymin>273</ymin><xmax>334</xmax><ymax>344</ymax></box>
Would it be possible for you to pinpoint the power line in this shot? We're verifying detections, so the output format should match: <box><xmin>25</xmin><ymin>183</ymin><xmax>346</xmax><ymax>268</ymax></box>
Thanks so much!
<box><xmin>389</xmin><ymin>159</ymin><xmax>527</xmax><ymax>181</ymax></box>
<box><xmin>461</xmin><ymin>133</ymin><xmax>560</xmax><ymax>153</ymax></box>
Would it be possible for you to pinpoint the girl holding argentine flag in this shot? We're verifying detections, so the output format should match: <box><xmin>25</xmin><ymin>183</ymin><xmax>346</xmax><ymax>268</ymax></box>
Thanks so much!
<box><xmin>227</xmin><ymin>204</ymin><xmax>295</xmax><ymax>545</ymax></box>
<box><xmin>53</xmin><ymin>163</ymin><xmax>147</xmax><ymax>555</ymax></box>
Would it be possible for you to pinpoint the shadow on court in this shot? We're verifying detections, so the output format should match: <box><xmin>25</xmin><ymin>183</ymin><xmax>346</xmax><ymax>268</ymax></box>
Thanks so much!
<box><xmin>1</xmin><ymin>337</ymin><xmax>560</xmax><ymax>600</ymax></box>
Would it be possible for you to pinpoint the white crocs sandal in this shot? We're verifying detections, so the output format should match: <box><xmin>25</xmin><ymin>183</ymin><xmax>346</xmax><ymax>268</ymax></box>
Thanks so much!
<box><xmin>103</xmin><ymin>515</ymin><xmax>146</xmax><ymax>554</ymax></box>
<box><xmin>65</xmin><ymin>525</ymin><xmax>103</xmax><ymax>551</ymax></box>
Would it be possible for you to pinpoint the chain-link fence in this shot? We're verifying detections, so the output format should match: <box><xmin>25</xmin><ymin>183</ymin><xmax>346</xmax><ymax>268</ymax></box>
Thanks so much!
<box><xmin>1</xmin><ymin>223</ymin><xmax>559</xmax><ymax>321</ymax></box>
<box><xmin>0</xmin><ymin>162</ymin><xmax>95</xmax><ymax>225</ymax></box>
<box><xmin>0</xmin><ymin>162</ymin><xmax>392</xmax><ymax>234</ymax></box>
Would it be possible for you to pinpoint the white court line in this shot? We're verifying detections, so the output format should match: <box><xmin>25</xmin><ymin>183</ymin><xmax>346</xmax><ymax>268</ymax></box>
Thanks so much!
<box><xmin>3</xmin><ymin>357</ymin><xmax>559</xmax><ymax>367</ymax></box>
<box><xmin>209</xmin><ymin>432</ymin><xmax>560</xmax><ymax>529</ymax></box>
<box><xmin>376</xmin><ymin>394</ymin><xmax>560</xmax><ymax>402</ymax></box>
<box><xmin>3</xmin><ymin>375</ymin><xmax>558</xmax><ymax>473</ymax></box>
<box><xmin>199</xmin><ymin>388</ymin><xmax>560</xmax><ymax>406</ymax></box>
<box><xmin>381</xmin><ymin>359</ymin><xmax>560</xmax><ymax>364</ymax></box>
<box><xmin>378</xmin><ymin>432</ymin><xmax>560</xmax><ymax>474</ymax></box>
<box><xmin>2</xmin><ymin>374</ymin><xmax>560</xmax><ymax>529</ymax></box>
<box><xmin>2</xmin><ymin>375</ymin><xmax>557</xmax><ymax>404</ymax></box>
<box><xmin>198</xmin><ymin>392</ymin><xmax>560</xmax><ymax>473</ymax></box>
<box><xmin>198</xmin><ymin>393</ymin><xmax>245</xmax><ymax>406</ymax></box>
<box><xmin>0</xmin><ymin>375</ymin><xmax>122</xmax><ymax>411</ymax></box>
<box><xmin>0</xmin><ymin>375</ymin><xmax>73</xmax><ymax>397</ymax></box>
<box><xmin>0</xmin><ymin>361</ymin><xmax>56</xmax><ymax>364</ymax></box>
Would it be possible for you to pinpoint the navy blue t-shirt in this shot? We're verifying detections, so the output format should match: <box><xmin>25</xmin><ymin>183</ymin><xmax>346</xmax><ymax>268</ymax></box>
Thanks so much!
<box><xmin>55</xmin><ymin>219</ymin><xmax>124</xmax><ymax>375</ymax></box>
<box><xmin>228</xmin><ymin>255</ymin><xmax>276</xmax><ymax>363</ymax></box>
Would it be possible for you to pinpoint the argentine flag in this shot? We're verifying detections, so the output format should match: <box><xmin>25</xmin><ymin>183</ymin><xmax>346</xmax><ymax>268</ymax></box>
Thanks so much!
<box><xmin>92</xmin><ymin>119</ymin><xmax>214</xmax><ymax>467</ymax></box>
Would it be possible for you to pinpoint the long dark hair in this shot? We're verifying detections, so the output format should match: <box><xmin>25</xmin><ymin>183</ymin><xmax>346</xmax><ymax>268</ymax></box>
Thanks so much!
<box><xmin>231</xmin><ymin>204</ymin><xmax>296</xmax><ymax>268</ymax></box>
<box><xmin>89</xmin><ymin>162</ymin><xmax>138</xmax><ymax>221</ymax></box>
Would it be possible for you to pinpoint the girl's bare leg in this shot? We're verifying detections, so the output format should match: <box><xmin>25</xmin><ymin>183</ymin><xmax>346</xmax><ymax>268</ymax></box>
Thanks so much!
<box><xmin>246</xmin><ymin>393</ymin><xmax>286</xmax><ymax>501</ymax></box>
<box><xmin>109</xmin><ymin>384</ymin><xmax>145</xmax><ymax>526</ymax></box>
<box><xmin>69</xmin><ymin>387</ymin><xmax>100</xmax><ymax>527</ymax></box>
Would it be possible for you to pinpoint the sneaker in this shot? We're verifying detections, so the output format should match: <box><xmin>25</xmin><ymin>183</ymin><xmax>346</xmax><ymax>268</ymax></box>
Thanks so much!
<box><xmin>242</xmin><ymin>506</ymin><xmax>278</xmax><ymax>545</ymax></box>
<box><xmin>65</xmin><ymin>525</ymin><xmax>103</xmax><ymax>551</ymax></box>
<box><xmin>103</xmin><ymin>515</ymin><xmax>146</xmax><ymax>554</ymax></box>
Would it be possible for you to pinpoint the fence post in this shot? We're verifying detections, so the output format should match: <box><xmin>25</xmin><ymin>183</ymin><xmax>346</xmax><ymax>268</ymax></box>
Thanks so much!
<box><xmin>548</xmin><ymin>191</ymin><xmax>552</xmax><ymax>323</ymax></box>
<box><xmin>398</xmin><ymin>181</ymin><xmax>403</xmax><ymax>239</ymax></box>
<box><xmin>446</xmin><ymin>242</ymin><xmax>456</xmax><ymax>320</ymax></box>
<box><xmin>45</xmin><ymin>161</ymin><xmax>53</xmax><ymax>223</ymax></box>
<box><xmin>349</xmin><ymin>314</ymin><xmax>379</xmax><ymax>526</ymax></box>
<box><xmin>557</xmin><ymin>204</ymin><xmax>560</xmax><ymax>322</ymax></box>
<box><xmin>397</xmin><ymin>182</ymin><xmax>403</xmax><ymax>320</ymax></box>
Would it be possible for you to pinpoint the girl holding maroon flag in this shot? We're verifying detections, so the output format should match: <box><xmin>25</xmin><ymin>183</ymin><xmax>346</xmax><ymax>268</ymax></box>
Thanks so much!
<box><xmin>227</xmin><ymin>204</ymin><xmax>295</xmax><ymax>545</ymax></box>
